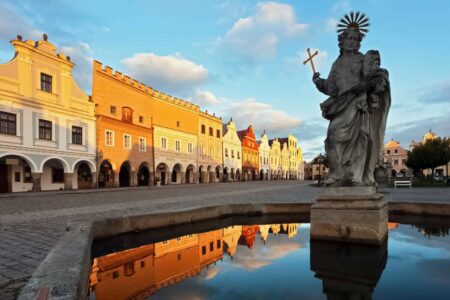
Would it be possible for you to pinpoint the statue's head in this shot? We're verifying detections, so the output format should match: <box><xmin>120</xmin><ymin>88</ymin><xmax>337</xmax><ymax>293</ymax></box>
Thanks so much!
<box><xmin>338</xmin><ymin>28</ymin><xmax>362</xmax><ymax>54</ymax></box>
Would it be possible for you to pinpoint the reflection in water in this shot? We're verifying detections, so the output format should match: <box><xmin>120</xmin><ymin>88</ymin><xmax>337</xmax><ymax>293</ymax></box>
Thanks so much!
<box><xmin>310</xmin><ymin>240</ymin><xmax>387</xmax><ymax>300</ymax></box>
<box><xmin>89</xmin><ymin>223</ymin><xmax>301</xmax><ymax>299</ymax></box>
<box><xmin>89</xmin><ymin>219</ymin><xmax>450</xmax><ymax>300</ymax></box>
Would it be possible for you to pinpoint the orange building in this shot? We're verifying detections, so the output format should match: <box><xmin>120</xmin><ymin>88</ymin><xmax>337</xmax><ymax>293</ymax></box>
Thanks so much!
<box><xmin>92</xmin><ymin>61</ymin><xmax>154</xmax><ymax>188</ymax></box>
<box><xmin>237</xmin><ymin>125</ymin><xmax>259</xmax><ymax>181</ymax></box>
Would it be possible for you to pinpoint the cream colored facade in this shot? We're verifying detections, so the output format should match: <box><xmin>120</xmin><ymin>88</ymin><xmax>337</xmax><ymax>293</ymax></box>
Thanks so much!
<box><xmin>281</xmin><ymin>142</ymin><xmax>290</xmax><ymax>179</ymax></box>
<box><xmin>269</xmin><ymin>138</ymin><xmax>282</xmax><ymax>180</ymax></box>
<box><xmin>222</xmin><ymin>225</ymin><xmax>242</xmax><ymax>257</ymax></box>
<box><xmin>296</xmin><ymin>147</ymin><xmax>305</xmax><ymax>180</ymax></box>
<box><xmin>258</xmin><ymin>132</ymin><xmax>270</xmax><ymax>180</ymax></box>
<box><xmin>222</xmin><ymin>119</ymin><xmax>242</xmax><ymax>181</ymax></box>
<box><xmin>410</xmin><ymin>130</ymin><xmax>449</xmax><ymax>177</ymax></box>
<box><xmin>287</xmin><ymin>135</ymin><xmax>299</xmax><ymax>179</ymax></box>
<box><xmin>383</xmin><ymin>140</ymin><xmax>409</xmax><ymax>176</ymax></box>
<box><xmin>198</xmin><ymin>111</ymin><xmax>223</xmax><ymax>183</ymax></box>
<box><xmin>153</xmin><ymin>125</ymin><xmax>197</xmax><ymax>185</ymax></box>
<box><xmin>0</xmin><ymin>35</ymin><xmax>96</xmax><ymax>193</ymax></box>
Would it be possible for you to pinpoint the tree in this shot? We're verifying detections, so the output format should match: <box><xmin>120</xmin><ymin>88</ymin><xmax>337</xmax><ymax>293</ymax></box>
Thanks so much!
<box><xmin>406</xmin><ymin>137</ymin><xmax>450</xmax><ymax>182</ymax></box>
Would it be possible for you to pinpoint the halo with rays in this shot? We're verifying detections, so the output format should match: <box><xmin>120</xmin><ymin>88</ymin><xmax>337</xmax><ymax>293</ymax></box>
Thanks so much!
<box><xmin>337</xmin><ymin>11</ymin><xmax>370</xmax><ymax>38</ymax></box>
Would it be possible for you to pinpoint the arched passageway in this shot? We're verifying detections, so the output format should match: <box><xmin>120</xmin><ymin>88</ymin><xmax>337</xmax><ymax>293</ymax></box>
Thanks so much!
<box><xmin>172</xmin><ymin>164</ymin><xmax>183</xmax><ymax>184</ymax></box>
<box><xmin>236</xmin><ymin>169</ymin><xmax>241</xmax><ymax>181</ymax></box>
<box><xmin>41</xmin><ymin>158</ymin><xmax>67</xmax><ymax>191</ymax></box>
<box><xmin>75</xmin><ymin>161</ymin><xmax>93</xmax><ymax>189</ymax></box>
<box><xmin>156</xmin><ymin>163</ymin><xmax>169</xmax><ymax>185</ymax></box>
<box><xmin>0</xmin><ymin>155</ymin><xmax>34</xmax><ymax>193</ymax></box>
<box><xmin>119</xmin><ymin>161</ymin><xmax>132</xmax><ymax>187</ymax></box>
<box><xmin>208</xmin><ymin>165</ymin><xmax>214</xmax><ymax>183</ymax></box>
<box><xmin>260</xmin><ymin>169</ymin><xmax>264</xmax><ymax>181</ymax></box>
<box><xmin>186</xmin><ymin>164</ymin><xmax>195</xmax><ymax>184</ymax></box>
<box><xmin>215</xmin><ymin>166</ymin><xmax>221</xmax><ymax>183</ymax></box>
<box><xmin>98</xmin><ymin>160</ymin><xmax>114</xmax><ymax>188</ymax></box>
<box><xmin>223</xmin><ymin>167</ymin><xmax>229</xmax><ymax>182</ymax></box>
<box><xmin>138</xmin><ymin>163</ymin><xmax>150</xmax><ymax>186</ymax></box>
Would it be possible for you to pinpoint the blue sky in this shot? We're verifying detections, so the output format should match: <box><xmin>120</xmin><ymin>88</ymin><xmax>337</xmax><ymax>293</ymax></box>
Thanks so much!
<box><xmin>1</xmin><ymin>0</ymin><xmax>449</xmax><ymax>160</ymax></box>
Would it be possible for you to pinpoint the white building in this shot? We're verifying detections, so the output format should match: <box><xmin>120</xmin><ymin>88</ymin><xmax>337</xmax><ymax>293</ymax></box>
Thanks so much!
<box><xmin>222</xmin><ymin>119</ymin><xmax>242</xmax><ymax>181</ymax></box>
<box><xmin>0</xmin><ymin>34</ymin><xmax>96</xmax><ymax>193</ymax></box>
<box><xmin>258</xmin><ymin>131</ymin><xmax>270</xmax><ymax>180</ymax></box>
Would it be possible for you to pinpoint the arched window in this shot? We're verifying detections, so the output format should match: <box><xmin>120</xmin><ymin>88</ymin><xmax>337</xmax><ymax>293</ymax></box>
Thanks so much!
<box><xmin>122</xmin><ymin>107</ymin><xmax>133</xmax><ymax>123</ymax></box>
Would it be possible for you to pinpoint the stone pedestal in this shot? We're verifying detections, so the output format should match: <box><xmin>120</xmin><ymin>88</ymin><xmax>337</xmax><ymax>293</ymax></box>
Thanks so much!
<box><xmin>310</xmin><ymin>186</ymin><xmax>388</xmax><ymax>245</ymax></box>
<box><xmin>64</xmin><ymin>173</ymin><xmax>73</xmax><ymax>190</ymax></box>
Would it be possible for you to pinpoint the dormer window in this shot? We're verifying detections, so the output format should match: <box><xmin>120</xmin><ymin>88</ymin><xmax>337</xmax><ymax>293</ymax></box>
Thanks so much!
<box><xmin>40</xmin><ymin>73</ymin><xmax>52</xmax><ymax>93</ymax></box>
<box><xmin>122</xmin><ymin>107</ymin><xmax>133</xmax><ymax>123</ymax></box>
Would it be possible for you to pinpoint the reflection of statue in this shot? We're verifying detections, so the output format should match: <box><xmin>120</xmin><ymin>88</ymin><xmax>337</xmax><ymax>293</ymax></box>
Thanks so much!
<box><xmin>312</xmin><ymin>12</ymin><xmax>391</xmax><ymax>187</ymax></box>
<box><xmin>310</xmin><ymin>239</ymin><xmax>387</xmax><ymax>300</ymax></box>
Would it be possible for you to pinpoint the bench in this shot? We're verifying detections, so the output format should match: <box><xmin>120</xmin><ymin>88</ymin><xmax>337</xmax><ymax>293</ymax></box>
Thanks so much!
<box><xmin>394</xmin><ymin>181</ymin><xmax>412</xmax><ymax>188</ymax></box>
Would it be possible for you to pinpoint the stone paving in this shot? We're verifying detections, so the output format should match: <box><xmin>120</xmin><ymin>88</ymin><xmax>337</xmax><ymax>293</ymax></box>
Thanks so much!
<box><xmin>0</xmin><ymin>181</ymin><xmax>449</xmax><ymax>299</ymax></box>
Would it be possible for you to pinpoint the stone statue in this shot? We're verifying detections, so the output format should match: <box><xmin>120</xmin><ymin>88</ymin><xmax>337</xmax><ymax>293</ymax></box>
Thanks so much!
<box><xmin>311</xmin><ymin>12</ymin><xmax>391</xmax><ymax>187</ymax></box>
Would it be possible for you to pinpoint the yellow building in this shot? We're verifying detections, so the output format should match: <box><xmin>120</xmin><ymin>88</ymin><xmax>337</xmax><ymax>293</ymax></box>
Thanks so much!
<box><xmin>197</xmin><ymin>111</ymin><xmax>223</xmax><ymax>183</ymax></box>
<box><xmin>383</xmin><ymin>139</ymin><xmax>409</xmax><ymax>176</ymax></box>
<box><xmin>281</xmin><ymin>141</ymin><xmax>290</xmax><ymax>179</ymax></box>
<box><xmin>269</xmin><ymin>138</ymin><xmax>282</xmax><ymax>180</ymax></box>
<box><xmin>222</xmin><ymin>225</ymin><xmax>242</xmax><ymax>257</ymax></box>
<box><xmin>152</xmin><ymin>94</ymin><xmax>199</xmax><ymax>185</ymax></box>
<box><xmin>0</xmin><ymin>34</ymin><xmax>96</xmax><ymax>193</ymax></box>
<box><xmin>296</xmin><ymin>147</ymin><xmax>305</xmax><ymax>180</ymax></box>
<box><xmin>278</xmin><ymin>135</ymin><xmax>298</xmax><ymax>179</ymax></box>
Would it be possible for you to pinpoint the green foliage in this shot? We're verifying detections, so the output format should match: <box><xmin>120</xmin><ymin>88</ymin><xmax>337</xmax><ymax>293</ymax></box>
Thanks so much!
<box><xmin>406</xmin><ymin>137</ymin><xmax>450</xmax><ymax>175</ymax></box>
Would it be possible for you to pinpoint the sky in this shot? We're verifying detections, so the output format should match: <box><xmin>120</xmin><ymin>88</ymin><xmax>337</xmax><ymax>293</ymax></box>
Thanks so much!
<box><xmin>0</xmin><ymin>0</ymin><xmax>449</xmax><ymax>160</ymax></box>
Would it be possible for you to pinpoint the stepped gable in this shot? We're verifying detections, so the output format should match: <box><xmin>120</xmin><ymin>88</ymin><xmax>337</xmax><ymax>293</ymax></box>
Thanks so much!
<box><xmin>93</xmin><ymin>60</ymin><xmax>200</xmax><ymax>112</ymax></box>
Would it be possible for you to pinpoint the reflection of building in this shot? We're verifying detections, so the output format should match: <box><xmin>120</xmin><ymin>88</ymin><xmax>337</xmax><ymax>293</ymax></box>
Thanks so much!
<box><xmin>388</xmin><ymin>222</ymin><xmax>399</xmax><ymax>230</ymax></box>
<box><xmin>237</xmin><ymin>125</ymin><xmax>259</xmax><ymax>181</ymax></box>
<box><xmin>0</xmin><ymin>34</ymin><xmax>96</xmax><ymax>193</ymax></box>
<box><xmin>239</xmin><ymin>225</ymin><xmax>260</xmax><ymax>249</ymax></box>
<box><xmin>92</xmin><ymin>61</ymin><xmax>154</xmax><ymax>188</ymax></box>
<box><xmin>270</xmin><ymin>224</ymin><xmax>281</xmax><ymax>235</ymax></box>
<box><xmin>259</xmin><ymin>224</ymin><xmax>271</xmax><ymax>241</ymax></box>
<box><xmin>222</xmin><ymin>225</ymin><xmax>242</xmax><ymax>257</ymax></box>
<box><xmin>197</xmin><ymin>111</ymin><xmax>223</xmax><ymax>183</ymax></box>
<box><xmin>222</xmin><ymin>119</ymin><xmax>242</xmax><ymax>182</ymax></box>
<box><xmin>281</xmin><ymin>224</ymin><xmax>299</xmax><ymax>238</ymax></box>
<box><xmin>410</xmin><ymin>130</ymin><xmax>450</xmax><ymax>177</ymax></box>
<box><xmin>258</xmin><ymin>131</ymin><xmax>270</xmax><ymax>180</ymax></box>
<box><xmin>383</xmin><ymin>139</ymin><xmax>409</xmax><ymax>177</ymax></box>
<box><xmin>198</xmin><ymin>230</ymin><xmax>223</xmax><ymax>267</ymax></box>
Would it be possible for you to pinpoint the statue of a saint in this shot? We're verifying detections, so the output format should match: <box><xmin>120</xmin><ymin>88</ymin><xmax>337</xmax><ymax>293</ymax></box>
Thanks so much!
<box><xmin>312</xmin><ymin>12</ymin><xmax>391</xmax><ymax>186</ymax></box>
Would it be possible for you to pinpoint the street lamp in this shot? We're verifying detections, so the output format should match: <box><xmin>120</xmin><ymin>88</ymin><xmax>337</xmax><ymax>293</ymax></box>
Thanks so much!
<box><xmin>95</xmin><ymin>149</ymin><xmax>103</xmax><ymax>189</ymax></box>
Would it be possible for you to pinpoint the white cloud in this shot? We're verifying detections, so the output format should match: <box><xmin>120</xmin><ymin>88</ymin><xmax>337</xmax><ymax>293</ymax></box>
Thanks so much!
<box><xmin>325</xmin><ymin>18</ymin><xmax>338</xmax><ymax>32</ymax></box>
<box><xmin>189</xmin><ymin>90</ymin><xmax>220</xmax><ymax>106</ymax></box>
<box><xmin>220</xmin><ymin>98</ymin><xmax>302</xmax><ymax>136</ymax></box>
<box><xmin>331</xmin><ymin>0</ymin><xmax>351</xmax><ymax>15</ymax></box>
<box><xmin>121</xmin><ymin>52</ymin><xmax>209</xmax><ymax>94</ymax></box>
<box><xmin>222</xmin><ymin>1</ymin><xmax>309</xmax><ymax>60</ymax></box>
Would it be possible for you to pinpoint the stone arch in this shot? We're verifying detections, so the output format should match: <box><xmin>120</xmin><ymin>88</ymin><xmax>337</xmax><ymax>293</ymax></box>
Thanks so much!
<box><xmin>156</xmin><ymin>162</ymin><xmax>170</xmax><ymax>185</ymax></box>
<box><xmin>207</xmin><ymin>165</ymin><xmax>214</xmax><ymax>183</ymax></box>
<box><xmin>137</xmin><ymin>162</ymin><xmax>151</xmax><ymax>186</ymax></box>
<box><xmin>185</xmin><ymin>164</ymin><xmax>195</xmax><ymax>184</ymax></box>
<box><xmin>172</xmin><ymin>163</ymin><xmax>183</xmax><ymax>184</ymax></box>
<box><xmin>73</xmin><ymin>160</ymin><xmax>94</xmax><ymax>190</ymax></box>
<box><xmin>236</xmin><ymin>168</ymin><xmax>241</xmax><ymax>181</ymax></box>
<box><xmin>40</xmin><ymin>156</ymin><xmax>70</xmax><ymax>173</ymax></box>
<box><xmin>0</xmin><ymin>153</ymin><xmax>38</xmax><ymax>173</ymax></box>
<box><xmin>119</xmin><ymin>161</ymin><xmax>132</xmax><ymax>187</ymax></box>
<box><xmin>223</xmin><ymin>167</ymin><xmax>229</xmax><ymax>182</ymax></box>
<box><xmin>215</xmin><ymin>165</ymin><xmax>222</xmax><ymax>182</ymax></box>
<box><xmin>98</xmin><ymin>159</ymin><xmax>115</xmax><ymax>188</ymax></box>
<box><xmin>198</xmin><ymin>165</ymin><xmax>206</xmax><ymax>183</ymax></box>
<box><xmin>259</xmin><ymin>169</ymin><xmax>264</xmax><ymax>180</ymax></box>
<box><xmin>0</xmin><ymin>154</ymin><xmax>35</xmax><ymax>193</ymax></box>
<box><xmin>41</xmin><ymin>158</ymin><xmax>68</xmax><ymax>191</ymax></box>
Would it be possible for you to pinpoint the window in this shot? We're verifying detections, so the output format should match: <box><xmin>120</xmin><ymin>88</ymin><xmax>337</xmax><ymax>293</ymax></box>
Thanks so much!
<box><xmin>15</xmin><ymin>172</ymin><xmax>20</xmax><ymax>182</ymax></box>
<box><xmin>124</xmin><ymin>262</ymin><xmax>135</xmax><ymax>276</ymax></box>
<box><xmin>210</xmin><ymin>241</ymin><xmax>214</xmax><ymax>251</ymax></box>
<box><xmin>177</xmin><ymin>237</ymin><xmax>182</xmax><ymax>241</ymax></box>
<box><xmin>139</xmin><ymin>138</ymin><xmax>146</xmax><ymax>152</ymax></box>
<box><xmin>140</xmin><ymin>261</ymin><xmax>145</xmax><ymax>268</ymax></box>
<box><xmin>161</xmin><ymin>137</ymin><xmax>167</xmax><ymax>149</ymax></box>
<box><xmin>394</xmin><ymin>149</ymin><xmax>398</xmax><ymax>154</ymax></box>
<box><xmin>105</xmin><ymin>130</ymin><xmax>114</xmax><ymax>146</ymax></box>
<box><xmin>112</xmin><ymin>271</ymin><xmax>119</xmax><ymax>279</ymax></box>
<box><xmin>201</xmin><ymin>124</ymin><xmax>206</xmax><ymax>134</ymax></box>
<box><xmin>188</xmin><ymin>143</ymin><xmax>193</xmax><ymax>153</ymax></box>
<box><xmin>217</xmin><ymin>240</ymin><xmax>221</xmax><ymax>249</ymax></box>
<box><xmin>387</xmin><ymin>149</ymin><xmax>390</xmax><ymax>154</ymax></box>
<box><xmin>209</xmin><ymin>148</ymin><xmax>213</xmax><ymax>158</ymax></box>
<box><xmin>216</xmin><ymin>129</ymin><xmax>220</xmax><ymax>138</ymax></box>
<box><xmin>139</xmin><ymin>116</ymin><xmax>144</xmax><ymax>123</ymax></box>
<box><xmin>110</xmin><ymin>106</ymin><xmax>116</xmax><ymax>114</ymax></box>
<box><xmin>40</xmin><ymin>73</ymin><xmax>52</xmax><ymax>93</ymax></box>
<box><xmin>123</xmin><ymin>134</ymin><xmax>131</xmax><ymax>149</ymax></box>
<box><xmin>209</xmin><ymin>127</ymin><xmax>213</xmax><ymax>136</ymax></box>
<box><xmin>231</xmin><ymin>150</ymin><xmax>234</xmax><ymax>158</ymax></box>
<box><xmin>0</xmin><ymin>112</ymin><xmax>16</xmax><ymax>136</ymax></box>
<box><xmin>175</xmin><ymin>140</ymin><xmax>181</xmax><ymax>151</ymax></box>
<box><xmin>225</xmin><ymin>148</ymin><xmax>228</xmax><ymax>157</ymax></box>
<box><xmin>122</xmin><ymin>107</ymin><xmax>133</xmax><ymax>123</ymax></box>
<box><xmin>52</xmin><ymin>167</ymin><xmax>64</xmax><ymax>183</ymax></box>
<box><xmin>176</xmin><ymin>121</ymin><xmax>180</xmax><ymax>127</ymax></box>
<box><xmin>237</xmin><ymin>151</ymin><xmax>240</xmax><ymax>159</ymax></box>
<box><xmin>402</xmin><ymin>159</ymin><xmax>406</xmax><ymax>165</ymax></box>
<box><xmin>177</xmin><ymin>253</ymin><xmax>182</xmax><ymax>261</ymax></box>
<box><xmin>72</xmin><ymin>126</ymin><xmax>83</xmax><ymax>145</ymax></box>
<box><xmin>394</xmin><ymin>159</ymin><xmax>399</xmax><ymax>165</ymax></box>
<box><xmin>39</xmin><ymin>119</ymin><xmax>52</xmax><ymax>140</ymax></box>
<box><xmin>202</xmin><ymin>245</ymin><xmax>206</xmax><ymax>255</ymax></box>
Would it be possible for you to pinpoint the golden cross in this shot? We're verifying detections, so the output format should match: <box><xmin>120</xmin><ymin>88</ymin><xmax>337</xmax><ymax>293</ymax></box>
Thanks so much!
<box><xmin>303</xmin><ymin>48</ymin><xmax>319</xmax><ymax>73</ymax></box>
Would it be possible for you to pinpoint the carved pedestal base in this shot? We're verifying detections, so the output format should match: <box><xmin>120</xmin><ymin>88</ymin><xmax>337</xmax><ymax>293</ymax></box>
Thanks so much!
<box><xmin>310</xmin><ymin>186</ymin><xmax>388</xmax><ymax>245</ymax></box>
